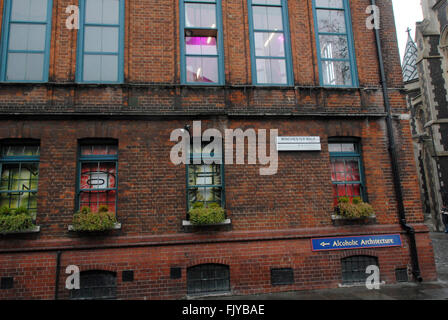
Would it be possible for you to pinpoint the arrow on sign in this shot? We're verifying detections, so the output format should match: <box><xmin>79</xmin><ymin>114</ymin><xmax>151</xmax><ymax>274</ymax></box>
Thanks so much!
<box><xmin>320</xmin><ymin>242</ymin><xmax>330</xmax><ymax>247</ymax></box>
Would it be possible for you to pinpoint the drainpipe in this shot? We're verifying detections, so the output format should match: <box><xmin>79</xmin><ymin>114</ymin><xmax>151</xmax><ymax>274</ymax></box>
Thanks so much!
<box><xmin>54</xmin><ymin>251</ymin><xmax>62</xmax><ymax>300</ymax></box>
<box><xmin>371</xmin><ymin>0</ymin><xmax>422</xmax><ymax>282</ymax></box>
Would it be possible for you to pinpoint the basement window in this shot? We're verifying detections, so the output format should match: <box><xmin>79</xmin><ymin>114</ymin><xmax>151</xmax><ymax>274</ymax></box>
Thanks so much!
<box><xmin>70</xmin><ymin>270</ymin><xmax>117</xmax><ymax>300</ymax></box>
<box><xmin>341</xmin><ymin>255</ymin><xmax>379</xmax><ymax>285</ymax></box>
<box><xmin>187</xmin><ymin>264</ymin><xmax>230</xmax><ymax>295</ymax></box>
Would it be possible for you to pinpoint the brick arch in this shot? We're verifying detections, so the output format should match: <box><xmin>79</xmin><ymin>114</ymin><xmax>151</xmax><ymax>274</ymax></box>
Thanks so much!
<box><xmin>186</xmin><ymin>258</ymin><xmax>230</xmax><ymax>269</ymax></box>
<box><xmin>76</xmin><ymin>264</ymin><xmax>118</xmax><ymax>274</ymax></box>
<box><xmin>339</xmin><ymin>249</ymin><xmax>379</xmax><ymax>259</ymax></box>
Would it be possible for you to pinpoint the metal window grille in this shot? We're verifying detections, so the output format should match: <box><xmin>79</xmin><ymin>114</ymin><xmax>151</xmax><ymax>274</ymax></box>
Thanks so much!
<box><xmin>341</xmin><ymin>255</ymin><xmax>378</xmax><ymax>285</ymax></box>
<box><xmin>0</xmin><ymin>144</ymin><xmax>40</xmax><ymax>216</ymax></box>
<box><xmin>271</xmin><ymin>268</ymin><xmax>294</xmax><ymax>286</ymax></box>
<box><xmin>187</xmin><ymin>264</ymin><xmax>230</xmax><ymax>295</ymax></box>
<box><xmin>70</xmin><ymin>270</ymin><xmax>117</xmax><ymax>300</ymax></box>
<box><xmin>77</xmin><ymin>143</ymin><xmax>118</xmax><ymax>213</ymax></box>
<box><xmin>395</xmin><ymin>268</ymin><xmax>409</xmax><ymax>282</ymax></box>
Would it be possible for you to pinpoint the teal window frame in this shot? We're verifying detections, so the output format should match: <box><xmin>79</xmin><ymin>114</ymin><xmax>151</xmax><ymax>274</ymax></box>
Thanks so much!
<box><xmin>312</xmin><ymin>0</ymin><xmax>358</xmax><ymax>87</ymax></box>
<box><xmin>75</xmin><ymin>141</ymin><xmax>119</xmax><ymax>214</ymax></box>
<box><xmin>0</xmin><ymin>0</ymin><xmax>53</xmax><ymax>82</ymax></box>
<box><xmin>247</xmin><ymin>0</ymin><xmax>293</xmax><ymax>86</ymax></box>
<box><xmin>186</xmin><ymin>145</ymin><xmax>225</xmax><ymax>216</ymax></box>
<box><xmin>329</xmin><ymin>139</ymin><xmax>367</xmax><ymax>203</ymax></box>
<box><xmin>0</xmin><ymin>142</ymin><xmax>40</xmax><ymax>216</ymax></box>
<box><xmin>76</xmin><ymin>0</ymin><xmax>125</xmax><ymax>84</ymax></box>
<box><xmin>179</xmin><ymin>0</ymin><xmax>225</xmax><ymax>85</ymax></box>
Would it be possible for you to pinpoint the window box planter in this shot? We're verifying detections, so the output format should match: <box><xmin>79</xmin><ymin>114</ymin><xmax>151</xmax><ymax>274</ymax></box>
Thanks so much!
<box><xmin>68</xmin><ymin>222</ymin><xmax>121</xmax><ymax>233</ymax></box>
<box><xmin>331</xmin><ymin>214</ymin><xmax>377</xmax><ymax>226</ymax></box>
<box><xmin>0</xmin><ymin>225</ymin><xmax>40</xmax><ymax>236</ymax></box>
<box><xmin>69</xmin><ymin>206</ymin><xmax>120</xmax><ymax>234</ymax></box>
<box><xmin>332</xmin><ymin>197</ymin><xmax>376</xmax><ymax>226</ymax></box>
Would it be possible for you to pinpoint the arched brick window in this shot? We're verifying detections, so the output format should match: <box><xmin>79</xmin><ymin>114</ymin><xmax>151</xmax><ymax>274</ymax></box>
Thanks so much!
<box><xmin>187</xmin><ymin>263</ymin><xmax>230</xmax><ymax>295</ymax></box>
<box><xmin>70</xmin><ymin>270</ymin><xmax>117</xmax><ymax>300</ymax></box>
<box><xmin>341</xmin><ymin>255</ymin><xmax>378</xmax><ymax>285</ymax></box>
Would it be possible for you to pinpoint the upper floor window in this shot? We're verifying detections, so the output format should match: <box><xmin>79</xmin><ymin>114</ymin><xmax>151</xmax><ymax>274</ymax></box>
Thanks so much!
<box><xmin>313</xmin><ymin>0</ymin><xmax>358</xmax><ymax>87</ymax></box>
<box><xmin>77</xmin><ymin>142</ymin><xmax>118</xmax><ymax>213</ymax></box>
<box><xmin>329</xmin><ymin>139</ymin><xmax>365</xmax><ymax>206</ymax></box>
<box><xmin>76</xmin><ymin>0</ymin><xmax>124</xmax><ymax>83</ymax></box>
<box><xmin>0</xmin><ymin>0</ymin><xmax>53</xmax><ymax>82</ymax></box>
<box><xmin>248</xmin><ymin>0</ymin><xmax>293</xmax><ymax>85</ymax></box>
<box><xmin>180</xmin><ymin>0</ymin><xmax>224</xmax><ymax>85</ymax></box>
<box><xmin>187</xmin><ymin>142</ymin><xmax>224</xmax><ymax>212</ymax></box>
<box><xmin>0</xmin><ymin>142</ymin><xmax>40</xmax><ymax>216</ymax></box>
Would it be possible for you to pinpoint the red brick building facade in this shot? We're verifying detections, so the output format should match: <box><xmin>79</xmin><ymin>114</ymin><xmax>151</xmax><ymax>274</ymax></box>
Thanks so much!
<box><xmin>0</xmin><ymin>0</ymin><xmax>438</xmax><ymax>299</ymax></box>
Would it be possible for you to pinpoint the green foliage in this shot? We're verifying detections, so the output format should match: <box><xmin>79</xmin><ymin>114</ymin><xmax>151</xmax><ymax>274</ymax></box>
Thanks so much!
<box><xmin>189</xmin><ymin>202</ymin><xmax>226</xmax><ymax>225</ymax></box>
<box><xmin>335</xmin><ymin>197</ymin><xmax>375</xmax><ymax>219</ymax></box>
<box><xmin>0</xmin><ymin>206</ymin><xmax>35</xmax><ymax>233</ymax></box>
<box><xmin>72</xmin><ymin>206</ymin><xmax>118</xmax><ymax>232</ymax></box>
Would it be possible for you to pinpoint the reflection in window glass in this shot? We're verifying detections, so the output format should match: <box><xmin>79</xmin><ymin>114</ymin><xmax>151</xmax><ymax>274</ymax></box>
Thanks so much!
<box><xmin>182</xmin><ymin>0</ymin><xmax>222</xmax><ymax>84</ymax></box>
<box><xmin>2</xmin><ymin>0</ymin><xmax>52</xmax><ymax>81</ymax></box>
<box><xmin>313</xmin><ymin>0</ymin><xmax>356</xmax><ymax>86</ymax></box>
<box><xmin>78</xmin><ymin>0</ymin><xmax>123</xmax><ymax>82</ymax></box>
<box><xmin>249</xmin><ymin>0</ymin><xmax>291</xmax><ymax>85</ymax></box>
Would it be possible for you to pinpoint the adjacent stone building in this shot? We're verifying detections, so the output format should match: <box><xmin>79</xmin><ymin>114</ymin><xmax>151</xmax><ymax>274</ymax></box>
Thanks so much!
<box><xmin>403</xmin><ymin>0</ymin><xmax>448</xmax><ymax>232</ymax></box>
<box><xmin>0</xmin><ymin>0</ymin><xmax>437</xmax><ymax>299</ymax></box>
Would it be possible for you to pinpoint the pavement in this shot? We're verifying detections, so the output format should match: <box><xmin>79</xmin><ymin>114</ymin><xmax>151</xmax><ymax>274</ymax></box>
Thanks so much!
<box><xmin>202</xmin><ymin>232</ymin><xmax>448</xmax><ymax>300</ymax></box>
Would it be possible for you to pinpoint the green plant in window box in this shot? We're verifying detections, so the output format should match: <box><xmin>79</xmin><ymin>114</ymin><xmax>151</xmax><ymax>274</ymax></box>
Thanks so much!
<box><xmin>0</xmin><ymin>206</ymin><xmax>36</xmax><ymax>233</ymax></box>
<box><xmin>188</xmin><ymin>202</ymin><xmax>226</xmax><ymax>225</ymax></box>
<box><xmin>72</xmin><ymin>205</ymin><xmax>118</xmax><ymax>232</ymax></box>
<box><xmin>335</xmin><ymin>197</ymin><xmax>375</xmax><ymax>219</ymax></box>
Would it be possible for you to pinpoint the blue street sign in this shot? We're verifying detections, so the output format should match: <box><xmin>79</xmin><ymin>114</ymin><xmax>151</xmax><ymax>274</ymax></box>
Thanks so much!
<box><xmin>311</xmin><ymin>234</ymin><xmax>402</xmax><ymax>251</ymax></box>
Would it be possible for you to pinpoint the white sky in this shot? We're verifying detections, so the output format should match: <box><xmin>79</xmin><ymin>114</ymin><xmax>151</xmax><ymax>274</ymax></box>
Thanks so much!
<box><xmin>392</xmin><ymin>0</ymin><xmax>423</xmax><ymax>62</ymax></box>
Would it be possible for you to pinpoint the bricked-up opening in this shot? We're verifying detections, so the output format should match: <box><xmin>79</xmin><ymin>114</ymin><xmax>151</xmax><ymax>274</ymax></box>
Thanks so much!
<box><xmin>187</xmin><ymin>264</ymin><xmax>230</xmax><ymax>295</ymax></box>
<box><xmin>70</xmin><ymin>270</ymin><xmax>117</xmax><ymax>300</ymax></box>
<box><xmin>122</xmin><ymin>270</ymin><xmax>134</xmax><ymax>282</ymax></box>
<box><xmin>0</xmin><ymin>277</ymin><xmax>13</xmax><ymax>289</ymax></box>
<box><xmin>341</xmin><ymin>255</ymin><xmax>379</xmax><ymax>285</ymax></box>
<box><xmin>170</xmin><ymin>267</ymin><xmax>182</xmax><ymax>279</ymax></box>
<box><xmin>271</xmin><ymin>268</ymin><xmax>294</xmax><ymax>286</ymax></box>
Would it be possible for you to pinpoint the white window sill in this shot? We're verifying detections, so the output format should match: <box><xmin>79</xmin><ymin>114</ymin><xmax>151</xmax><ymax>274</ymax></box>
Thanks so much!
<box><xmin>182</xmin><ymin>219</ymin><xmax>231</xmax><ymax>227</ymax></box>
<box><xmin>68</xmin><ymin>223</ymin><xmax>122</xmax><ymax>232</ymax></box>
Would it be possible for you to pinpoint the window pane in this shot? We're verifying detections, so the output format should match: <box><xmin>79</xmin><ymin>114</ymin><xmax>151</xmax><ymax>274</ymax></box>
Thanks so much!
<box><xmin>6</xmin><ymin>53</ymin><xmax>44</xmax><ymax>81</ymax></box>
<box><xmin>186</xmin><ymin>36</ymin><xmax>217</xmax><ymax>55</ymax></box>
<box><xmin>85</xmin><ymin>26</ymin><xmax>118</xmax><ymax>53</ymax></box>
<box><xmin>322</xmin><ymin>60</ymin><xmax>351</xmax><ymax>86</ymax></box>
<box><xmin>328</xmin><ymin>143</ymin><xmax>342</xmax><ymax>153</ymax></box>
<box><xmin>80</xmin><ymin>162</ymin><xmax>116</xmax><ymax>190</ymax></box>
<box><xmin>319</xmin><ymin>34</ymin><xmax>348</xmax><ymax>59</ymax></box>
<box><xmin>186</xmin><ymin>56</ymin><xmax>218</xmax><ymax>83</ymax></box>
<box><xmin>81</xmin><ymin>144</ymin><xmax>117</xmax><ymax>156</ymax></box>
<box><xmin>256</xmin><ymin>58</ymin><xmax>287</xmax><ymax>84</ymax></box>
<box><xmin>86</xmin><ymin>0</ymin><xmax>119</xmax><ymax>24</ymax></box>
<box><xmin>316</xmin><ymin>9</ymin><xmax>346</xmax><ymax>33</ymax></box>
<box><xmin>253</xmin><ymin>6</ymin><xmax>283</xmax><ymax>30</ymax></box>
<box><xmin>83</xmin><ymin>54</ymin><xmax>118</xmax><ymax>82</ymax></box>
<box><xmin>252</xmin><ymin>0</ymin><xmax>281</xmax><ymax>4</ymax></box>
<box><xmin>11</xmin><ymin>0</ymin><xmax>48</xmax><ymax>21</ymax></box>
<box><xmin>185</xmin><ymin>3</ymin><xmax>216</xmax><ymax>28</ymax></box>
<box><xmin>254</xmin><ymin>32</ymin><xmax>285</xmax><ymax>57</ymax></box>
<box><xmin>101</xmin><ymin>55</ymin><xmax>118</xmax><ymax>81</ymax></box>
<box><xmin>9</xmin><ymin>23</ymin><xmax>46</xmax><ymax>51</ymax></box>
<box><xmin>315</xmin><ymin>0</ymin><xmax>343</xmax><ymax>8</ymax></box>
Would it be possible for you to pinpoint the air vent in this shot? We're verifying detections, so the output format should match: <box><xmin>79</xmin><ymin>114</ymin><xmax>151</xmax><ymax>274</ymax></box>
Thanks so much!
<box><xmin>1</xmin><ymin>277</ymin><xmax>14</xmax><ymax>289</ymax></box>
<box><xmin>271</xmin><ymin>268</ymin><xmax>294</xmax><ymax>286</ymax></box>
<box><xmin>395</xmin><ymin>268</ymin><xmax>409</xmax><ymax>282</ymax></box>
